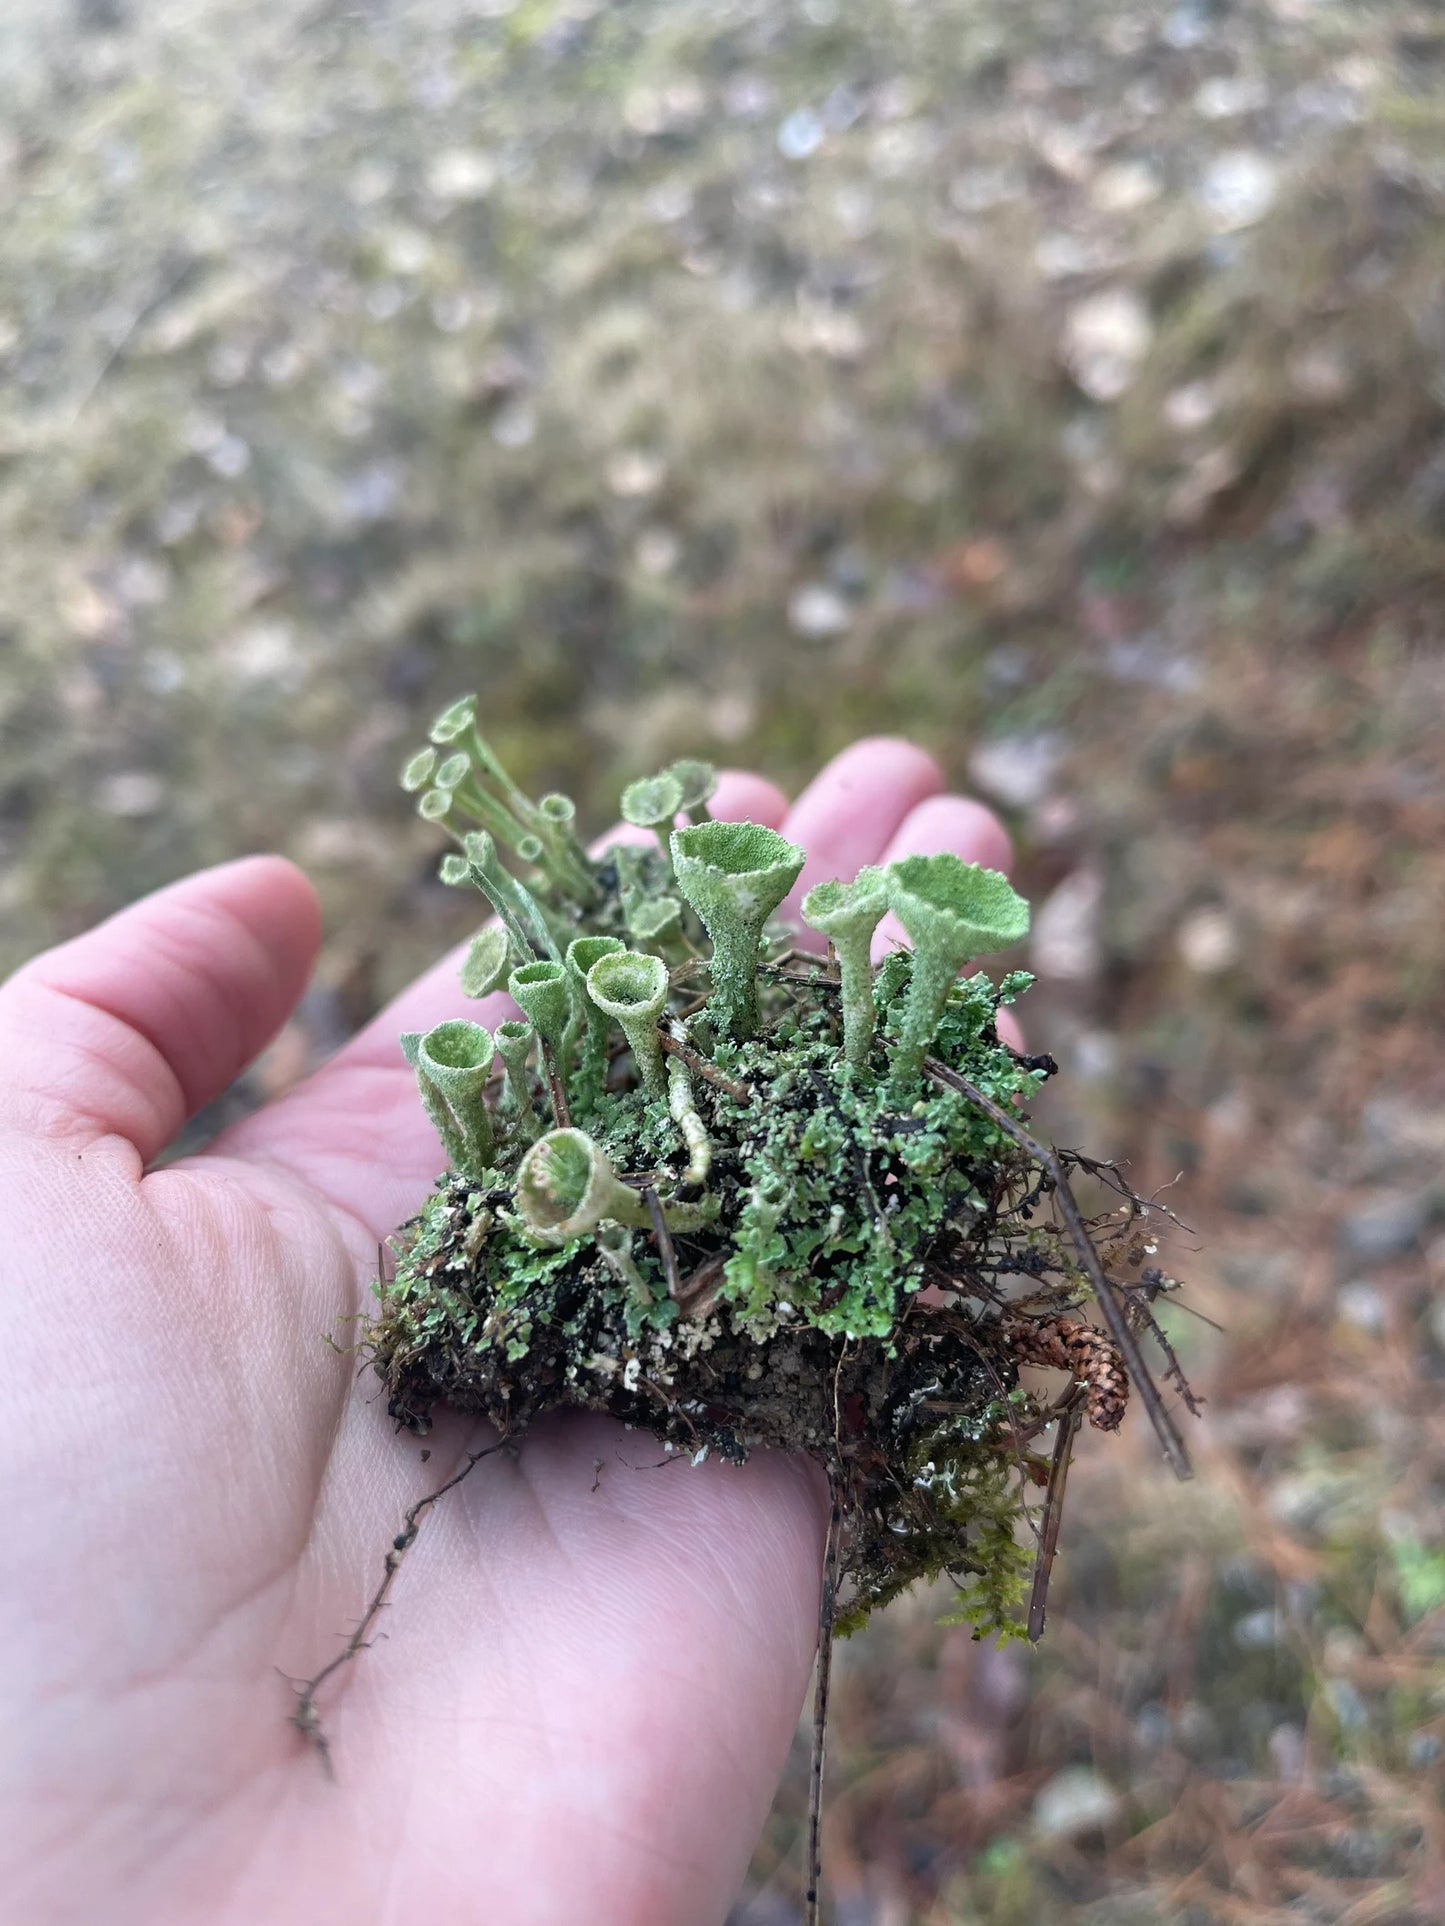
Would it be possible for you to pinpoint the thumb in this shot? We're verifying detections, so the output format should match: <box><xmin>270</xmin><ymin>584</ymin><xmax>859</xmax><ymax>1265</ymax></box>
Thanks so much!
<box><xmin>0</xmin><ymin>857</ymin><xmax>321</xmax><ymax>1165</ymax></box>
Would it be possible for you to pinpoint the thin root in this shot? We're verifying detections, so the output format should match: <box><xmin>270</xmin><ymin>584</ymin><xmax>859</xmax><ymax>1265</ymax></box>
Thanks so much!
<box><xmin>804</xmin><ymin>1485</ymin><xmax>844</xmax><ymax>1926</ymax></box>
<box><xmin>290</xmin><ymin>1437</ymin><xmax>507</xmax><ymax>1769</ymax></box>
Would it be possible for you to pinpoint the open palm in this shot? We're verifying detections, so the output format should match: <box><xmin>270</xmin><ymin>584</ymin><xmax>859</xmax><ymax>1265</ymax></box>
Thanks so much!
<box><xmin>0</xmin><ymin>739</ymin><xmax>1012</xmax><ymax>1926</ymax></box>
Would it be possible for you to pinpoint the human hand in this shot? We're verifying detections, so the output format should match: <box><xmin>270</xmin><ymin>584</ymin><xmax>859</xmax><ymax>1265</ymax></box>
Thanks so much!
<box><xmin>0</xmin><ymin>738</ymin><xmax>1013</xmax><ymax>1926</ymax></box>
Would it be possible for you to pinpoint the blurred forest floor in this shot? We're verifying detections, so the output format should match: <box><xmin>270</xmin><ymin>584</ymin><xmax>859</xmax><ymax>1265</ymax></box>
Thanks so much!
<box><xmin>2</xmin><ymin>2</ymin><xmax>1444</xmax><ymax>1920</ymax></box>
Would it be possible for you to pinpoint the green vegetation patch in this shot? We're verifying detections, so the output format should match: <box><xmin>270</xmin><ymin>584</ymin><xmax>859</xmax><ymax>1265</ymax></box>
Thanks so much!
<box><xmin>365</xmin><ymin>695</ymin><xmax>1184</xmax><ymax>1645</ymax></box>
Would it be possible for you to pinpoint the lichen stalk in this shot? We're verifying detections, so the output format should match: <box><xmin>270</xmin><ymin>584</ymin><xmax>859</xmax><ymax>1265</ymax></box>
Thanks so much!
<box><xmin>494</xmin><ymin>1019</ymin><xmax>540</xmax><ymax>1137</ymax></box>
<box><xmin>666</xmin><ymin>1054</ymin><xmax>711</xmax><ymax>1188</ymax></box>
<box><xmin>884</xmin><ymin>854</ymin><xmax>1030</xmax><ymax>1098</ymax></box>
<box><xmin>465</xmin><ymin>831</ymin><xmax>559</xmax><ymax>963</ymax></box>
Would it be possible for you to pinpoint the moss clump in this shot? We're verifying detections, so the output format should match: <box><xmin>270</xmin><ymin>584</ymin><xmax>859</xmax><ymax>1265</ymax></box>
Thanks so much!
<box><xmin>367</xmin><ymin>698</ymin><xmax>1179</xmax><ymax>1645</ymax></box>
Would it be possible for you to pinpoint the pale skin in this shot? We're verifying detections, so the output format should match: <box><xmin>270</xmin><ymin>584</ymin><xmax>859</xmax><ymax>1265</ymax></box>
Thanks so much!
<box><xmin>0</xmin><ymin>739</ymin><xmax>1015</xmax><ymax>1926</ymax></box>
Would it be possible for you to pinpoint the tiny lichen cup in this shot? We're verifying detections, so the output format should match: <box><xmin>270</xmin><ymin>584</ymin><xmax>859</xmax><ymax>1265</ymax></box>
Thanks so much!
<box><xmin>494</xmin><ymin>1018</ymin><xmax>539</xmax><ymax>1135</ymax></box>
<box><xmin>621</xmin><ymin>772</ymin><xmax>686</xmax><ymax>862</ymax></box>
<box><xmin>400</xmin><ymin>1017</ymin><xmax>497</xmax><ymax>1176</ymax></box>
<box><xmin>626</xmin><ymin>894</ymin><xmax>685</xmax><ymax>958</ymax></box>
<box><xmin>585</xmin><ymin>948</ymin><xmax>670</xmax><ymax>1096</ymax></box>
<box><xmin>800</xmin><ymin>866</ymin><xmax>890</xmax><ymax>1067</ymax></box>
<box><xmin>670</xmin><ymin>820</ymin><xmax>805</xmax><ymax>1037</ymax></box>
<box><xmin>883</xmin><ymin>854</ymin><xmax>1030</xmax><ymax>1097</ymax></box>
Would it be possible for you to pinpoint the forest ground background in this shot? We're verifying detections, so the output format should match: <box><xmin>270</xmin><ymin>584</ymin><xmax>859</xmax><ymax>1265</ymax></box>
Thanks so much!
<box><xmin>2</xmin><ymin>3</ymin><xmax>1443</xmax><ymax>1920</ymax></box>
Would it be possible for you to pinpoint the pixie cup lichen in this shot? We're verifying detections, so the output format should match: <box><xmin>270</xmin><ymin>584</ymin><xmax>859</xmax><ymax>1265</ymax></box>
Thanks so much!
<box><xmin>884</xmin><ymin>854</ymin><xmax>1031</xmax><ymax>1098</ymax></box>
<box><xmin>621</xmin><ymin>772</ymin><xmax>685</xmax><ymax>863</ymax></box>
<box><xmin>507</xmin><ymin>959</ymin><xmax>574</xmax><ymax>1066</ymax></box>
<box><xmin>565</xmin><ymin>934</ymin><xmax>626</xmax><ymax>1106</ymax></box>
<box><xmin>800</xmin><ymin>866</ymin><xmax>889</xmax><ymax>1067</ymax></box>
<box><xmin>665</xmin><ymin>757</ymin><xmax>717</xmax><ymax>820</ymax></box>
<box><xmin>585</xmin><ymin>948</ymin><xmax>670</xmax><ymax>1097</ymax></box>
<box><xmin>399</xmin><ymin>1018</ymin><xmax>497</xmax><ymax>1177</ymax></box>
<box><xmin>626</xmin><ymin>894</ymin><xmax>684</xmax><ymax>955</ymax></box>
<box><xmin>670</xmin><ymin>820</ymin><xmax>805</xmax><ymax>1038</ymax></box>
<box><xmin>494</xmin><ymin>1018</ymin><xmax>540</xmax><ymax>1137</ymax></box>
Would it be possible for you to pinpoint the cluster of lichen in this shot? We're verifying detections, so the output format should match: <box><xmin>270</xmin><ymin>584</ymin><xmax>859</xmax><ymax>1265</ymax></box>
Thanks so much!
<box><xmin>371</xmin><ymin>695</ymin><xmax>1074</xmax><ymax>1641</ymax></box>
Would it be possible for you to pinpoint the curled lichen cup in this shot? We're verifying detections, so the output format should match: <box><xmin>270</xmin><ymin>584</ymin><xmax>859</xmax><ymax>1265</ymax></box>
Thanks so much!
<box><xmin>565</xmin><ymin>934</ymin><xmax>626</xmax><ymax>1104</ymax></box>
<box><xmin>428</xmin><ymin>695</ymin><xmax>476</xmax><ymax>744</ymax></box>
<box><xmin>460</xmin><ymin>924</ymin><xmax>512</xmax><ymax>1000</ymax></box>
<box><xmin>586</xmin><ymin>949</ymin><xmax>669</xmax><ymax>1096</ymax></box>
<box><xmin>401</xmin><ymin>746</ymin><xmax>438</xmax><ymax>792</ymax></box>
<box><xmin>508</xmin><ymin>959</ymin><xmax>574</xmax><ymax>1059</ymax></box>
<box><xmin>670</xmin><ymin>820</ymin><xmax>805</xmax><ymax>1037</ymax></box>
<box><xmin>884</xmin><ymin>854</ymin><xmax>1030</xmax><ymax>1097</ymax></box>
<box><xmin>400</xmin><ymin>1018</ymin><xmax>497</xmax><ymax>1176</ymax></box>
<box><xmin>515</xmin><ymin>1127</ymin><xmax>714</xmax><ymax>1240</ymax></box>
<box><xmin>800</xmin><ymin>866</ymin><xmax>889</xmax><ymax>1067</ymax></box>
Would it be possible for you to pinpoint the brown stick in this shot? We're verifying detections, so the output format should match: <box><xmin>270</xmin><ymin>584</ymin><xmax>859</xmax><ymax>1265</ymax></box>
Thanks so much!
<box><xmin>641</xmin><ymin>1185</ymin><xmax>682</xmax><ymax>1302</ymax></box>
<box><xmin>1028</xmin><ymin>1395</ymin><xmax>1082</xmax><ymax>1642</ymax></box>
<box><xmin>804</xmin><ymin>1486</ymin><xmax>844</xmax><ymax>1926</ymax></box>
<box><xmin>923</xmin><ymin>1055</ymin><xmax>1191</xmax><ymax>1480</ymax></box>
<box><xmin>659</xmin><ymin>1028</ymin><xmax>750</xmax><ymax>1101</ymax></box>
<box><xmin>758</xmin><ymin>963</ymin><xmax>841</xmax><ymax>990</ymax></box>
<box><xmin>540</xmin><ymin>1039</ymin><xmax>571</xmax><ymax>1129</ymax></box>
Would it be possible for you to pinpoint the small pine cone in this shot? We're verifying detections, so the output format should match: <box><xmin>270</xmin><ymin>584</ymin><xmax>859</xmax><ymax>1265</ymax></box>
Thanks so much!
<box><xmin>1003</xmin><ymin>1316</ymin><xmax>1129</xmax><ymax>1432</ymax></box>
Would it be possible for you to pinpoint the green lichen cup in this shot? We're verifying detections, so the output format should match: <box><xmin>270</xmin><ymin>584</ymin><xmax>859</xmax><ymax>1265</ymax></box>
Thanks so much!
<box><xmin>666</xmin><ymin>758</ymin><xmax>718</xmax><ymax>819</ymax></box>
<box><xmin>621</xmin><ymin>771</ymin><xmax>686</xmax><ymax>864</ymax></box>
<box><xmin>586</xmin><ymin>948</ymin><xmax>670</xmax><ymax>1096</ymax></box>
<box><xmin>884</xmin><ymin>854</ymin><xmax>1030</xmax><ymax>1097</ymax></box>
<box><xmin>670</xmin><ymin>820</ymin><xmax>806</xmax><ymax>1037</ymax></box>
<box><xmin>400</xmin><ymin>1017</ymin><xmax>497</xmax><ymax>1176</ymax></box>
<box><xmin>494</xmin><ymin>1018</ymin><xmax>539</xmax><ymax>1135</ymax></box>
<box><xmin>626</xmin><ymin>894</ymin><xmax>684</xmax><ymax>956</ymax></box>
<box><xmin>508</xmin><ymin>959</ymin><xmax>574</xmax><ymax>1057</ymax></box>
<box><xmin>565</xmin><ymin>934</ymin><xmax>626</xmax><ymax>1104</ymax></box>
<box><xmin>460</xmin><ymin>924</ymin><xmax>512</xmax><ymax>1000</ymax></box>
